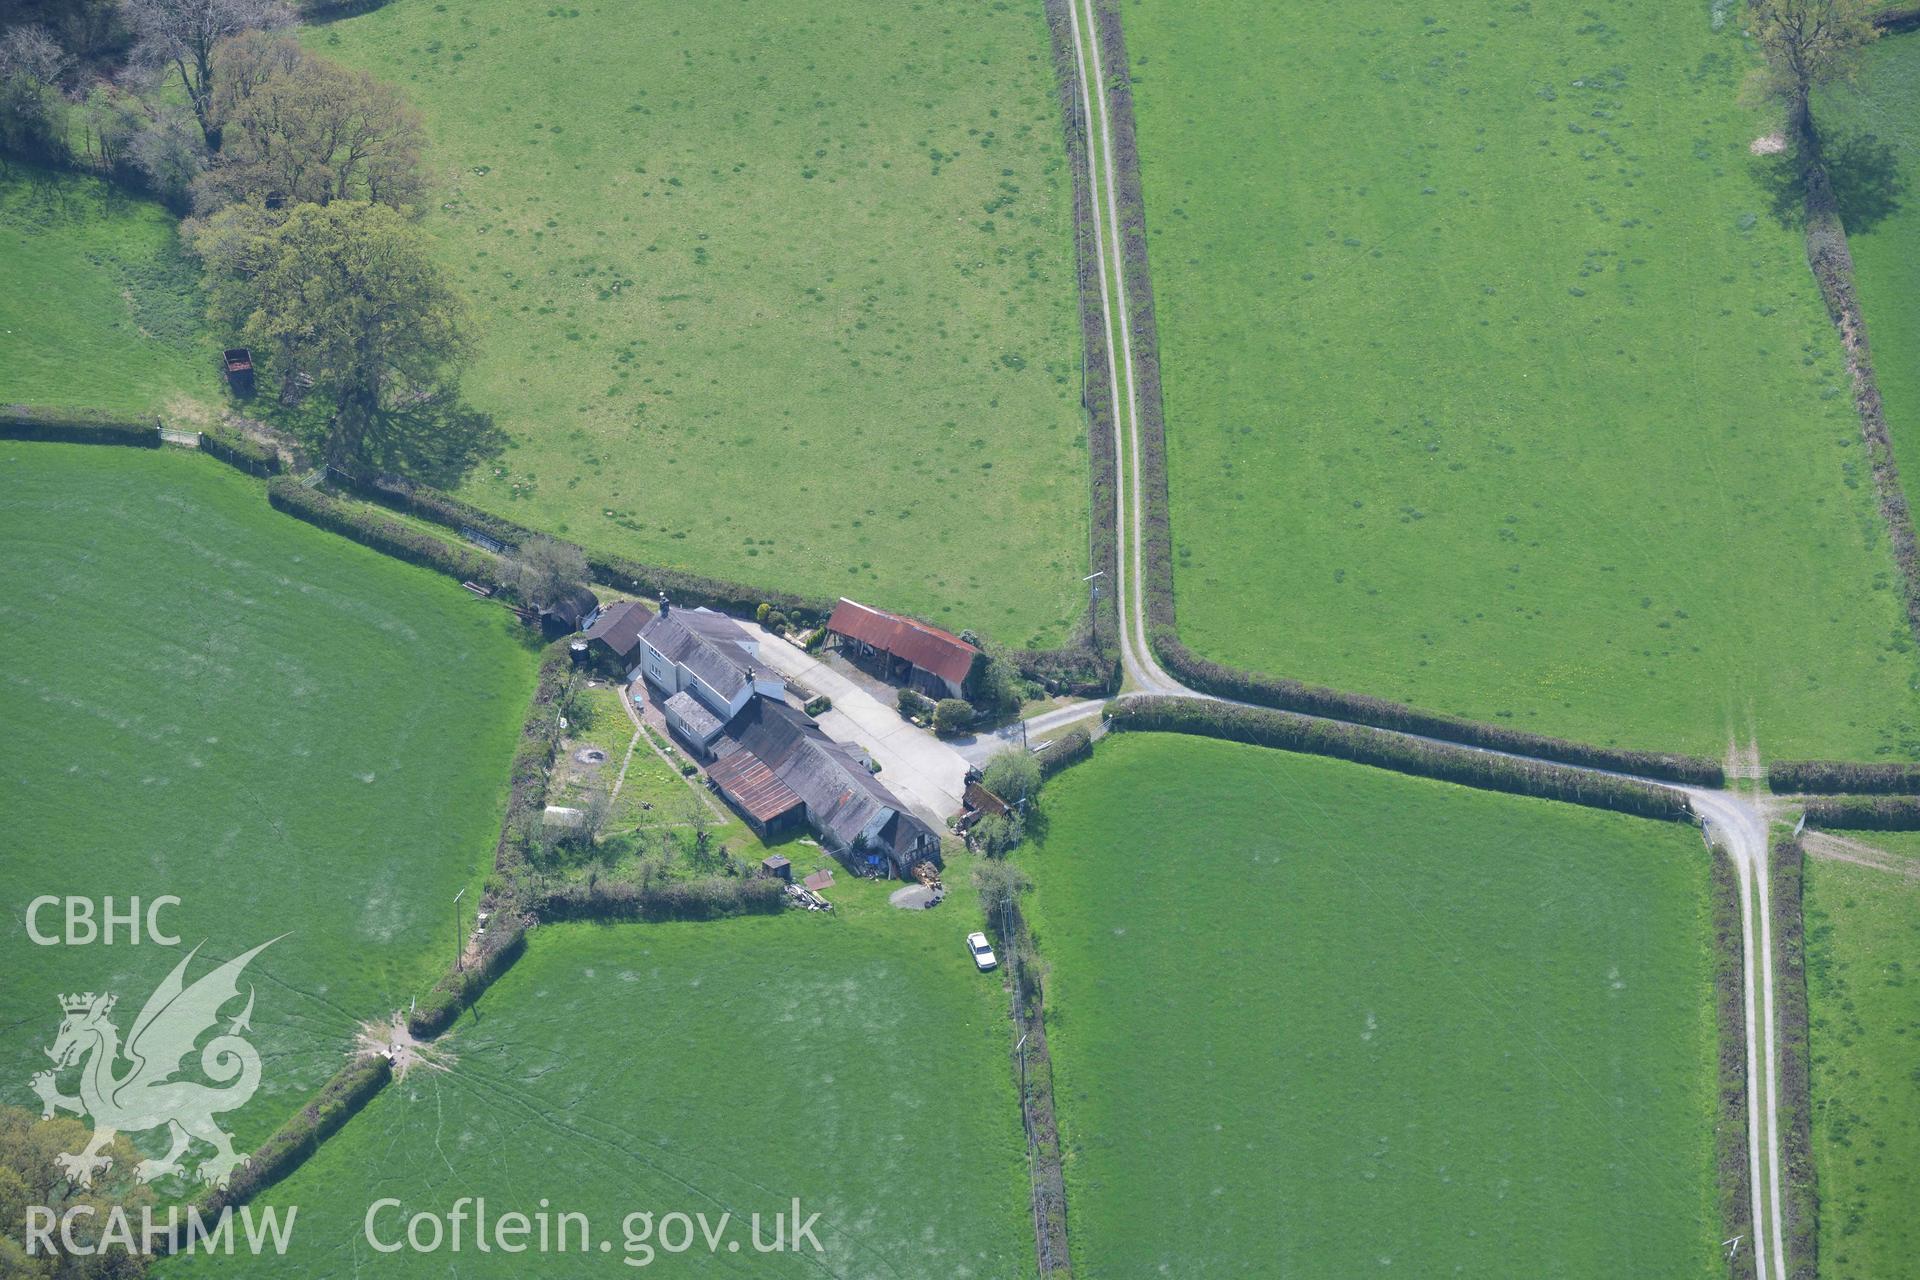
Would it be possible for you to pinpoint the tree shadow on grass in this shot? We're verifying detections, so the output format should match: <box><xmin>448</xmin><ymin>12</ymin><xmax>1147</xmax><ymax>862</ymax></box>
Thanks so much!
<box><xmin>1752</xmin><ymin>129</ymin><xmax>1907</xmax><ymax>233</ymax></box>
<box><xmin>1828</xmin><ymin>131</ymin><xmax>1909</xmax><ymax>234</ymax></box>
<box><xmin>361</xmin><ymin>393</ymin><xmax>508</xmax><ymax>490</ymax></box>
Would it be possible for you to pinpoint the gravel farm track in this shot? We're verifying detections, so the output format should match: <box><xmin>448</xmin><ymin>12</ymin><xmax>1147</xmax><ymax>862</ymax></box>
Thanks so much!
<box><xmin>1053</xmin><ymin>0</ymin><xmax>1794</xmax><ymax>1274</ymax></box>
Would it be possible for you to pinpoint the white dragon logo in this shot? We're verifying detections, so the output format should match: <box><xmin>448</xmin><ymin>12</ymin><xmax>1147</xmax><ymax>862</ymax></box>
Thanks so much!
<box><xmin>30</xmin><ymin>938</ymin><xmax>279</xmax><ymax>1189</ymax></box>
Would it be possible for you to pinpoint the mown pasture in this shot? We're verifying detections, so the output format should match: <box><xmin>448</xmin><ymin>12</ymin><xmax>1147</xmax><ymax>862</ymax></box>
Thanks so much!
<box><xmin>1820</xmin><ymin>33</ymin><xmax>1920</xmax><ymax>484</ymax></box>
<box><xmin>1022</xmin><ymin>733</ymin><xmax>1719</xmax><ymax>1276</ymax></box>
<box><xmin>312</xmin><ymin>0</ymin><xmax>1088</xmax><ymax>646</ymax></box>
<box><xmin>0</xmin><ymin>165</ymin><xmax>215</xmax><ymax>417</ymax></box>
<box><xmin>163</xmin><ymin>904</ymin><xmax>1032</xmax><ymax>1277</ymax></box>
<box><xmin>1804</xmin><ymin>835</ymin><xmax>1920</xmax><ymax>1279</ymax></box>
<box><xmin>1128</xmin><ymin>0</ymin><xmax>1920</xmax><ymax>759</ymax></box>
<box><xmin>0</xmin><ymin>444</ymin><xmax>534</xmax><ymax>1155</ymax></box>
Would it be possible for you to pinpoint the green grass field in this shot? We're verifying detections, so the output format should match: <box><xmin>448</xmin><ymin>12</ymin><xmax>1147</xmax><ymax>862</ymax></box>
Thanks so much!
<box><xmin>1804</xmin><ymin>840</ymin><xmax>1920</xmax><ymax>1279</ymax></box>
<box><xmin>1022</xmin><ymin>734</ymin><xmax>1718</xmax><ymax>1276</ymax></box>
<box><xmin>311</xmin><ymin>0</ymin><xmax>1088</xmax><ymax>646</ymax></box>
<box><xmin>1821</xmin><ymin>33</ymin><xmax>1920</xmax><ymax>491</ymax></box>
<box><xmin>1127</xmin><ymin>0</ymin><xmax>1920</xmax><ymax>758</ymax></box>
<box><xmin>162</xmin><ymin>901</ymin><xmax>1032</xmax><ymax>1277</ymax></box>
<box><xmin>0</xmin><ymin>443</ymin><xmax>534</xmax><ymax>1154</ymax></box>
<box><xmin>0</xmin><ymin>166</ymin><xmax>217</xmax><ymax>417</ymax></box>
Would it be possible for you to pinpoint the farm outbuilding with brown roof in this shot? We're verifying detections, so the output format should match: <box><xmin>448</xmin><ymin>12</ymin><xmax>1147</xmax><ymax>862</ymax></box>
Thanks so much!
<box><xmin>824</xmin><ymin>598</ymin><xmax>980</xmax><ymax>700</ymax></box>
<box><xmin>705</xmin><ymin>697</ymin><xmax>942</xmax><ymax>878</ymax></box>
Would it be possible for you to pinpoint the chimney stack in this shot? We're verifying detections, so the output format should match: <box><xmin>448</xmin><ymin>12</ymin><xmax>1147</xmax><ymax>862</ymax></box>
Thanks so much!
<box><xmin>658</xmin><ymin>591</ymin><xmax>670</xmax><ymax>616</ymax></box>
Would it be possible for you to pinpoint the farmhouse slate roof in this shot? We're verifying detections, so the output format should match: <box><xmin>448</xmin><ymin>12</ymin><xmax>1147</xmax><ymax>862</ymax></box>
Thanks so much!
<box><xmin>826</xmin><ymin>598</ymin><xmax>979</xmax><ymax>686</ymax></box>
<box><xmin>640</xmin><ymin>607</ymin><xmax>759</xmax><ymax>701</ymax></box>
<box><xmin>583</xmin><ymin>599</ymin><xmax>655</xmax><ymax>658</ymax></box>
<box><xmin>663</xmin><ymin>690</ymin><xmax>724</xmax><ymax>741</ymax></box>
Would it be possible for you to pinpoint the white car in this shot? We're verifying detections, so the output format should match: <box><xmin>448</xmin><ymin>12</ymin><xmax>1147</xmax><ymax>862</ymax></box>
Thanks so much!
<box><xmin>965</xmin><ymin>931</ymin><xmax>997</xmax><ymax>971</ymax></box>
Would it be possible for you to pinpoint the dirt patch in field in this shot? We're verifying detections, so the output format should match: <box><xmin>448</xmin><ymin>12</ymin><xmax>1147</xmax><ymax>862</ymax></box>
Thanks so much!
<box><xmin>356</xmin><ymin>1013</ymin><xmax>455</xmax><ymax>1080</ymax></box>
<box><xmin>1750</xmin><ymin>132</ymin><xmax>1786</xmax><ymax>155</ymax></box>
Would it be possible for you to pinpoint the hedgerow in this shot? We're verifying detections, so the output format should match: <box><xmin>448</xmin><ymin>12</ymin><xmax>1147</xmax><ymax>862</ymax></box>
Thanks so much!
<box><xmin>333</xmin><ymin>472</ymin><xmax>831</xmax><ymax>625</ymax></box>
<box><xmin>1801</xmin><ymin>794</ymin><xmax>1920</xmax><ymax>829</ymax></box>
<box><xmin>1710</xmin><ymin>846</ymin><xmax>1758</xmax><ymax>1280</ymax></box>
<box><xmin>536</xmin><ymin>876</ymin><xmax>785</xmax><ymax>922</ymax></box>
<box><xmin>1873</xmin><ymin>4</ymin><xmax>1920</xmax><ymax>34</ymax></box>
<box><xmin>200</xmin><ymin>426</ymin><xmax>280</xmax><ymax>476</ymax></box>
<box><xmin>1004</xmin><ymin>0</ymin><xmax>1124</xmax><ymax>706</ymax></box>
<box><xmin>1105</xmin><ymin>696</ymin><xmax>1693</xmax><ymax>820</ymax></box>
<box><xmin>406</xmin><ymin>922</ymin><xmax>527</xmax><ymax>1038</ymax></box>
<box><xmin>1769</xmin><ymin>760</ymin><xmax>1920</xmax><ymax>795</ymax></box>
<box><xmin>1771</xmin><ymin>834</ymin><xmax>1818</xmax><ymax>1280</ymax></box>
<box><xmin>1151</xmin><ymin>638</ymin><xmax>1726</xmax><ymax>785</ymax></box>
<box><xmin>1033</xmin><ymin>724</ymin><xmax>1093</xmax><ymax>778</ymax></box>
<box><xmin>1</xmin><ymin>405</ymin><xmax>160</xmax><ymax>446</ymax></box>
<box><xmin>1789</xmin><ymin>96</ymin><xmax>1920</xmax><ymax>653</ymax></box>
<box><xmin>406</xmin><ymin>640</ymin><xmax>572</xmax><ymax>1038</ymax></box>
<box><xmin>266</xmin><ymin>477</ymin><xmax>500</xmax><ymax>584</ymax></box>
<box><xmin>197</xmin><ymin>1051</ymin><xmax>390</xmax><ymax>1216</ymax></box>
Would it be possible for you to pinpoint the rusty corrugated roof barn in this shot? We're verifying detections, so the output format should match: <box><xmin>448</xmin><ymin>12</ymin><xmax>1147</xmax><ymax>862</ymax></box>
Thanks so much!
<box><xmin>825</xmin><ymin>598</ymin><xmax>979</xmax><ymax>692</ymax></box>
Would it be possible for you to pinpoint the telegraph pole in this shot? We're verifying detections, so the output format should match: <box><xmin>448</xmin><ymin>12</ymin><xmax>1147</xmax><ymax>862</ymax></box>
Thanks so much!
<box><xmin>451</xmin><ymin>887</ymin><xmax>467</xmax><ymax>972</ymax></box>
<box><xmin>1084</xmin><ymin>570</ymin><xmax>1105</xmax><ymax>645</ymax></box>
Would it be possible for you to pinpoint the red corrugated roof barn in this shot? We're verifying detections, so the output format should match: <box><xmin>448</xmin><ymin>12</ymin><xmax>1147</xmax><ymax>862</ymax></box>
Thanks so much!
<box><xmin>824</xmin><ymin>598</ymin><xmax>981</xmax><ymax>699</ymax></box>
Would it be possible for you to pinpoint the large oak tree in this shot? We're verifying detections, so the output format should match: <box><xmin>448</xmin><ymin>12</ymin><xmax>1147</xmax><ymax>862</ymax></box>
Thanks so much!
<box><xmin>193</xmin><ymin>200</ymin><xmax>471</xmax><ymax>465</ymax></box>
<box><xmin>1748</xmin><ymin>0</ymin><xmax>1877</xmax><ymax>140</ymax></box>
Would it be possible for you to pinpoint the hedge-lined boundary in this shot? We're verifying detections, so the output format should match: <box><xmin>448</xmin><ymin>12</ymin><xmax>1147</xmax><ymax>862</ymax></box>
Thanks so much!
<box><xmin>1153</xmin><ymin>648</ymin><xmax>1726</xmax><ymax>785</ymax></box>
<box><xmin>407</xmin><ymin>640</ymin><xmax>573</xmax><ymax>1038</ymax></box>
<box><xmin>536</xmin><ymin>876</ymin><xmax>785</xmax><ymax>922</ymax></box>
<box><xmin>200</xmin><ymin>426</ymin><xmax>281</xmax><ymax>477</ymax></box>
<box><xmin>1791</xmin><ymin>98</ymin><xmax>1920</xmax><ymax>653</ymax></box>
<box><xmin>171</xmin><ymin>1050</ymin><xmax>391</xmax><ymax>1238</ymax></box>
<box><xmin>406</xmin><ymin>922</ymin><xmax>527</xmax><ymax>1040</ymax></box>
<box><xmin>267</xmin><ymin>476</ymin><xmax>502</xmax><ymax>585</ymax></box>
<box><xmin>1078</xmin><ymin>4</ymin><xmax>1726</xmax><ymax>788</ymax></box>
<box><xmin>1105</xmin><ymin>696</ymin><xmax>1694</xmax><ymax>819</ymax></box>
<box><xmin>1770</xmin><ymin>834</ymin><xmax>1818</xmax><ymax>1280</ymax></box>
<box><xmin>1800</xmin><ymin>794</ymin><xmax>1920</xmax><ymax>828</ymax></box>
<box><xmin>1711</xmin><ymin>846</ymin><xmax>1759</xmax><ymax>1280</ymax></box>
<box><xmin>1</xmin><ymin>405</ymin><xmax>161</xmax><ymax>446</ymax></box>
<box><xmin>1033</xmin><ymin>723</ymin><xmax>1094</xmax><ymax>778</ymax></box>
<box><xmin>1768</xmin><ymin>760</ymin><xmax>1920</xmax><ymax>795</ymax></box>
<box><xmin>1874</xmin><ymin>4</ymin><xmax>1920</xmax><ymax>34</ymax></box>
<box><xmin>332</xmin><ymin>471</ymin><xmax>833</xmax><ymax>626</ymax></box>
<box><xmin>1013</xmin><ymin>0</ymin><xmax>1124</xmax><ymax>699</ymax></box>
<box><xmin>999</xmin><ymin>893</ymin><xmax>1071</xmax><ymax>1274</ymax></box>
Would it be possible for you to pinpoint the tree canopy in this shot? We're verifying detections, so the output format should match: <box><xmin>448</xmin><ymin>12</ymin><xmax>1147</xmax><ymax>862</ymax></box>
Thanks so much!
<box><xmin>510</xmin><ymin>536</ymin><xmax>590</xmax><ymax>612</ymax></box>
<box><xmin>1749</xmin><ymin>0</ymin><xmax>1877</xmax><ymax>124</ymax></box>
<box><xmin>981</xmin><ymin>747</ymin><xmax>1042</xmax><ymax>807</ymax></box>
<box><xmin>0</xmin><ymin>1105</ymin><xmax>155</xmax><ymax>1277</ymax></box>
<box><xmin>972</xmin><ymin>855</ymin><xmax>1030</xmax><ymax>915</ymax></box>
<box><xmin>194</xmin><ymin>32</ymin><xmax>426</xmax><ymax>213</ymax></box>
<box><xmin>123</xmin><ymin>0</ymin><xmax>291</xmax><ymax>147</ymax></box>
<box><xmin>192</xmin><ymin>199</ymin><xmax>471</xmax><ymax>465</ymax></box>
